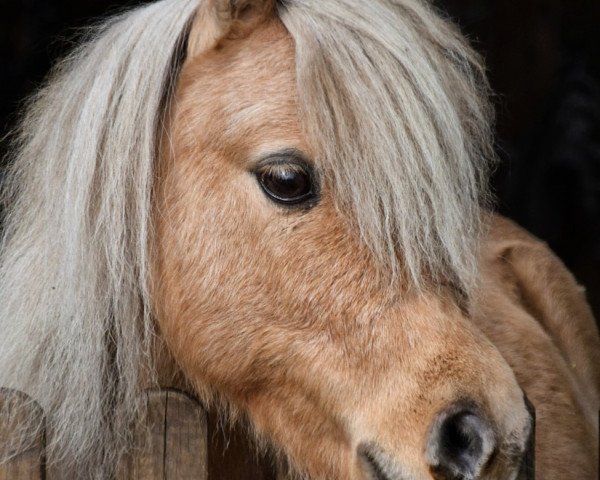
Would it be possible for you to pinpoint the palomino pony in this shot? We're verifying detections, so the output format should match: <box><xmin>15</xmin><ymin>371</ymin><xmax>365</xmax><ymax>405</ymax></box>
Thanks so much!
<box><xmin>0</xmin><ymin>0</ymin><xmax>598</xmax><ymax>478</ymax></box>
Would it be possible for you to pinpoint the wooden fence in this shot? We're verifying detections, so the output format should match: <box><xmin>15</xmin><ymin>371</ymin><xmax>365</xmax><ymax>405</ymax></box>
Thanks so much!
<box><xmin>0</xmin><ymin>388</ymin><xmax>535</xmax><ymax>479</ymax></box>
<box><xmin>0</xmin><ymin>388</ymin><xmax>282</xmax><ymax>480</ymax></box>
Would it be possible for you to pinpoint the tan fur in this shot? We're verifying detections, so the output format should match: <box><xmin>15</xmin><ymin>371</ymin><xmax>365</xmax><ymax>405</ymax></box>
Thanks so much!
<box><xmin>188</xmin><ymin>0</ymin><xmax>276</xmax><ymax>55</ymax></box>
<box><xmin>152</xmin><ymin>12</ymin><xmax>533</xmax><ymax>480</ymax></box>
<box><xmin>473</xmin><ymin>216</ymin><xmax>600</xmax><ymax>479</ymax></box>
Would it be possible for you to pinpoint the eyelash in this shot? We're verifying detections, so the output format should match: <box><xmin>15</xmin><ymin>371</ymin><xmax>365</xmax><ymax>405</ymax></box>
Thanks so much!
<box><xmin>253</xmin><ymin>155</ymin><xmax>319</xmax><ymax>207</ymax></box>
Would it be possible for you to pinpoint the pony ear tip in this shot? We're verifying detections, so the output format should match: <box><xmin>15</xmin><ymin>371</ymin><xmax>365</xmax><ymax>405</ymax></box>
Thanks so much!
<box><xmin>212</xmin><ymin>0</ymin><xmax>277</xmax><ymax>19</ymax></box>
<box><xmin>233</xmin><ymin>0</ymin><xmax>278</xmax><ymax>20</ymax></box>
<box><xmin>187</xmin><ymin>0</ymin><xmax>277</xmax><ymax>58</ymax></box>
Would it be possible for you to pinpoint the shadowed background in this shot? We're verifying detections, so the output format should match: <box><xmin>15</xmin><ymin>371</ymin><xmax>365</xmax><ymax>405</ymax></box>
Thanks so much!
<box><xmin>1</xmin><ymin>0</ymin><xmax>599</xmax><ymax>321</ymax></box>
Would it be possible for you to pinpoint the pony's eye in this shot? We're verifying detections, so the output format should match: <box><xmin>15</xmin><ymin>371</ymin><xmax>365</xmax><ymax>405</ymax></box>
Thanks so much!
<box><xmin>255</xmin><ymin>161</ymin><xmax>317</xmax><ymax>206</ymax></box>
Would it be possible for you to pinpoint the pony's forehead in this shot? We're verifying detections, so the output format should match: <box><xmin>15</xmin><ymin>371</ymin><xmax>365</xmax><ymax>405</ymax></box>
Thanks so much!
<box><xmin>176</xmin><ymin>0</ymin><xmax>492</xmax><ymax>291</ymax></box>
<box><xmin>176</xmin><ymin>19</ymin><xmax>308</xmax><ymax>166</ymax></box>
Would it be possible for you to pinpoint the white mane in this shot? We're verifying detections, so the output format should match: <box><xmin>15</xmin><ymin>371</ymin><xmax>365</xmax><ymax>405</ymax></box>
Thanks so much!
<box><xmin>0</xmin><ymin>1</ymin><xmax>198</xmax><ymax>477</ymax></box>
<box><xmin>0</xmin><ymin>0</ymin><xmax>494</xmax><ymax>477</ymax></box>
<box><xmin>280</xmin><ymin>0</ymin><xmax>494</xmax><ymax>289</ymax></box>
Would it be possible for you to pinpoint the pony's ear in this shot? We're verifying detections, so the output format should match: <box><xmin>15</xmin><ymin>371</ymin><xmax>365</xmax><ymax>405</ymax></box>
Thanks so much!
<box><xmin>187</xmin><ymin>0</ymin><xmax>277</xmax><ymax>57</ymax></box>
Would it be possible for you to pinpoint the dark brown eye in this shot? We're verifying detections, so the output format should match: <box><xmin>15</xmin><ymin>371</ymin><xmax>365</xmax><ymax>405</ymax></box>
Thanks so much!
<box><xmin>256</xmin><ymin>161</ymin><xmax>317</xmax><ymax>206</ymax></box>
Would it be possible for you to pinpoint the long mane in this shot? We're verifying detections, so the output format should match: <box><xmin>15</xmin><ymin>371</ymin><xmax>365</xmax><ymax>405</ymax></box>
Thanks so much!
<box><xmin>0</xmin><ymin>0</ymin><xmax>198</xmax><ymax>476</ymax></box>
<box><xmin>0</xmin><ymin>0</ymin><xmax>494</xmax><ymax>477</ymax></box>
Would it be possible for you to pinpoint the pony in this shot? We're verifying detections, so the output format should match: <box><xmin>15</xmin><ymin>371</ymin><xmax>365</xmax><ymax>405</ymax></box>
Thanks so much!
<box><xmin>0</xmin><ymin>0</ymin><xmax>598</xmax><ymax>478</ymax></box>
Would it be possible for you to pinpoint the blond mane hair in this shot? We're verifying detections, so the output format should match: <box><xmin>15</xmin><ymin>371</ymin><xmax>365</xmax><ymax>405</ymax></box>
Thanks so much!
<box><xmin>0</xmin><ymin>0</ymin><xmax>493</xmax><ymax>477</ymax></box>
<box><xmin>281</xmin><ymin>0</ymin><xmax>494</xmax><ymax>288</ymax></box>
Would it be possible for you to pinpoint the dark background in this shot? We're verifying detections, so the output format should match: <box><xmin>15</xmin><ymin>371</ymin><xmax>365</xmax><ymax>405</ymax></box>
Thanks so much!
<box><xmin>1</xmin><ymin>0</ymin><xmax>599</xmax><ymax>321</ymax></box>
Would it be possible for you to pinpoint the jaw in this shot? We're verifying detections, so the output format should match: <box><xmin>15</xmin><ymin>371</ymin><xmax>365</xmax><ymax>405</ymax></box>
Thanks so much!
<box><xmin>151</xmin><ymin>287</ymin><xmax>530</xmax><ymax>480</ymax></box>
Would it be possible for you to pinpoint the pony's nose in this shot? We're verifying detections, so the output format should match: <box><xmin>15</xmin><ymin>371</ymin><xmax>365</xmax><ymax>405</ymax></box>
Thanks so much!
<box><xmin>426</xmin><ymin>405</ymin><xmax>496</xmax><ymax>479</ymax></box>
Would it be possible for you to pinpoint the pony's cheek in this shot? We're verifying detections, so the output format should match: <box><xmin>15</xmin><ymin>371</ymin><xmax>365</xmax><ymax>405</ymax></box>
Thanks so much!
<box><xmin>150</xmin><ymin>172</ymin><xmax>314</xmax><ymax>383</ymax></box>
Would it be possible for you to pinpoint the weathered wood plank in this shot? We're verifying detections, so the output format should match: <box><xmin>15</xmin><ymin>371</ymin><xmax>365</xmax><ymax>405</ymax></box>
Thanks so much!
<box><xmin>0</xmin><ymin>388</ymin><xmax>45</xmax><ymax>480</ymax></box>
<box><xmin>116</xmin><ymin>389</ymin><xmax>208</xmax><ymax>480</ymax></box>
<box><xmin>164</xmin><ymin>390</ymin><xmax>208</xmax><ymax>480</ymax></box>
<box><xmin>116</xmin><ymin>390</ymin><xmax>167</xmax><ymax>480</ymax></box>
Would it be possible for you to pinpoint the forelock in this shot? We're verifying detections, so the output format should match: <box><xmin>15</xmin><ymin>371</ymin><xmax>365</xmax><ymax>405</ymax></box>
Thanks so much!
<box><xmin>279</xmin><ymin>0</ymin><xmax>495</xmax><ymax>292</ymax></box>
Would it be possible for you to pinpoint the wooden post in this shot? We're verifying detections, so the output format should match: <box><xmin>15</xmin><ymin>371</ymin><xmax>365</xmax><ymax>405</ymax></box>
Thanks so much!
<box><xmin>116</xmin><ymin>389</ymin><xmax>208</xmax><ymax>480</ymax></box>
<box><xmin>0</xmin><ymin>389</ymin><xmax>45</xmax><ymax>480</ymax></box>
<box><xmin>163</xmin><ymin>390</ymin><xmax>208</xmax><ymax>480</ymax></box>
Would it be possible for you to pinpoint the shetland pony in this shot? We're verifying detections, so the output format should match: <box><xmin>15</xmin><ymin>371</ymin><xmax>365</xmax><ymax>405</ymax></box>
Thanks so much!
<box><xmin>0</xmin><ymin>0</ymin><xmax>598</xmax><ymax>479</ymax></box>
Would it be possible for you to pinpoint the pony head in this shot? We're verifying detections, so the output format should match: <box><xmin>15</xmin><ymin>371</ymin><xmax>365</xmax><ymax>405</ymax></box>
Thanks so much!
<box><xmin>0</xmin><ymin>0</ymin><xmax>531</xmax><ymax>478</ymax></box>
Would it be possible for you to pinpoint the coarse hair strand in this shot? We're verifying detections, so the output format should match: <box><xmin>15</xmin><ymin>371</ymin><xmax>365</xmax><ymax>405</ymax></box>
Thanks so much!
<box><xmin>0</xmin><ymin>1</ymin><xmax>199</xmax><ymax>477</ymax></box>
<box><xmin>280</xmin><ymin>0</ymin><xmax>495</xmax><ymax>291</ymax></box>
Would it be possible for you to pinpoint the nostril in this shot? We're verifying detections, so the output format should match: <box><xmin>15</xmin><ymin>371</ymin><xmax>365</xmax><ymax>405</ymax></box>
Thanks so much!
<box><xmin>441</xmin><ymin>412</ymin><xmax>485</xmax><ymax>463</ymax></box>
<box><xmin>427</xmin><ymin>407</ymin><xmax>496</xmax><ymax>480</ymax></box>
